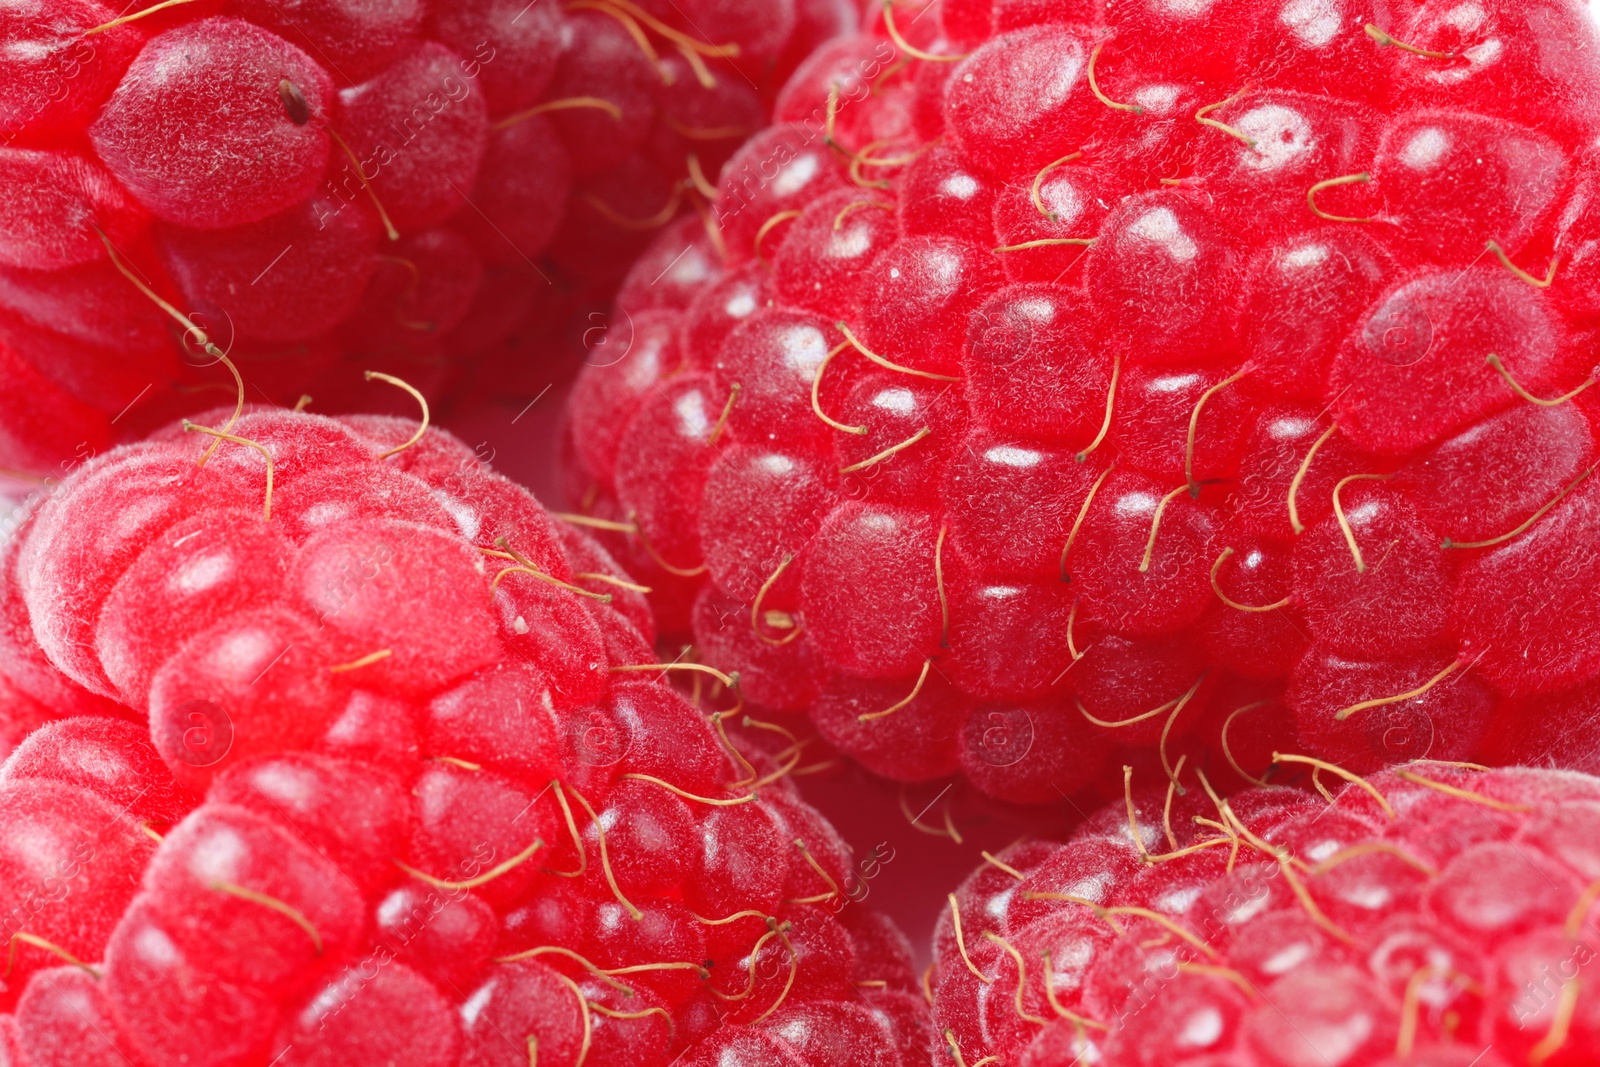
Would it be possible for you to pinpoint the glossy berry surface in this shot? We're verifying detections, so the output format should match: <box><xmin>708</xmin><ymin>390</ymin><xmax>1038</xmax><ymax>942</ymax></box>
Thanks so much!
<box><xmin>566</xmin><ymin>0</ymin><xmax>1600</xmax><ymax>804</ymax></box>
<box><xmin>932</xmin><ymin>762</ymin><xmax>1600</xmax><ymax>1067</ymax></box>
<box><xmin>0</xmin><ymin>0</ymin><xmax>856</xmax><ymax>480</ymax></box>
<box><xmin>0</xmin><ymin>407</ymin><xmax>929</xmax><ymax>1065</ymax></box>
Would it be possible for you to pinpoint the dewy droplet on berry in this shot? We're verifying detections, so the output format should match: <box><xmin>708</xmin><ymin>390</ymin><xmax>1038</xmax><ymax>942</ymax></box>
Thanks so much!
<box><xmin>566</xmin><ymin>0</ymin><xmax>1600</xmax><ymax>804</ymax></box>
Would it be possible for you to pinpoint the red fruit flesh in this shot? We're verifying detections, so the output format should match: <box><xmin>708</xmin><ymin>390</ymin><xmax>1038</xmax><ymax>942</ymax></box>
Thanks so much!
<box><xmin>229</xmin><ymin>0</ymin><xmax>424</xmax><ymax>83</ymax></box>
<box><xmin>0</xmin><ymin>408</ymin><xmax>929</xmax><ymax>1064</ymax></box>
<box><xmin>566</xmin><ymin>1</ymin><xmax>1600</xmax><ymax>802</ymax></box>
<box><xmin>0</xmin><ymin>779</ymin><xmax>155</xmax><ymax>1004</ymax></box>
<box><xmin>335</xmin><ymin>41</ymin><xmax>490</xmax><ymax>232</ymax></box>
<box><xmin>0</xmin><ymin>1</ymin><xmax>144</xmax><ymax>139</ymax></box>
<box><xmin>0</xmin><ymin>149</ymin><xmax>145</xmax><ymax>271</ymax></box>
<box><xmin>931</xmin><ymin>763</ymin><xmax>1600</xmax><ymax>1067</ymax></box>
<box><xmin>0</xmin><ymin>528</ymin><xmax>122</xmax><ymax>747</ymax></box>
<box><xmin>153</xmin><ymin>194</ymin><xmax>380</xmax><ymax>344</ymax></box>
<box><xmin>0</xmin><ymin>0</ymin><xmax>857</xmax><ymax>479</ymax></box>
<box><xmin>90</xmin><ymin>18</ymin><xmax>336</xmax><ymax>230</ymax></box>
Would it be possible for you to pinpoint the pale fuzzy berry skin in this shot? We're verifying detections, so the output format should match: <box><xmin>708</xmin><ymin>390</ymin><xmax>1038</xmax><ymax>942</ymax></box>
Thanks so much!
<box><xmin>0</xmin><ymin>409</ymin><xmax>928</xmax><ymax>1065</ymax></box>
<box><xmin>932</xmin><ymin>763</ymin><xmax>1600</xmax><ymax>1067</ymax></box>
<box><xmin>0</xmin><ymin>0</ymin><xmax>857</xmax><ymax>480</ymax></box>
<box><xmin>0</xmin><ymin>527</ymin><xmax>126</xmax><ymax>755</ymax></box>
<box><xmin>565</xmin><ymin>0</ymin><xmax>1600</xmax><ymax>804</ymax></box>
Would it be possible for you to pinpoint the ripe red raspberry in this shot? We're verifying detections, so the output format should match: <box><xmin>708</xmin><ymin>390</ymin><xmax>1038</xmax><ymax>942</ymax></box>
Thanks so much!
<box><xmin>0</xmin><ymin>403</ymin><xmax>929</xmax><ymax>1064</ymax></box>
<box><xmin>566</xmin><ymin>0</ymin><xmax>1600</xmax><ymax>804</ymax></box>
<box><xmin>0</xmin><ymin>713</ymin><xmax>194</xmax><ymax>1011</ymax></box>
<box><xmin>930</xmin><ymin>761</ymin><xmax>1600</xmax><ymax>1066</ymax></box>
<box><xmin>0</xmin><ymin>0</ymin><xmax>856</xmax><ymax>480</ymax></box>
<box><xmin>0</xmin><ymin>523</ymin><xmax>125</xmax><ymax>754</ymax></box>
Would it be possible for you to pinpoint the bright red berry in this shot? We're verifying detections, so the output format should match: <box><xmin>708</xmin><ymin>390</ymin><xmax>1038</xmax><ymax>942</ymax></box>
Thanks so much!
<box><xmin>566</xmin><ymin>0</ymin><xmax>1600</xmax><ymax>804</ymax></box>
<box><xmin>90</xmin><ymin>18</ymin><xmax>336</xmax><ymax>230</ymax></box>
<box><xmin>0</xmin><ymin>404</ymin><xmax>929</xmax><ymax>1064</ymax></box>
<box><xmin>930</xmin><ymin>762</ymin><xmax>1600</xmax><ymax>1067</ymax></box>
<box><xmin>0</xmin><ymin>527</ymin><xmax>124</xmax><ymax>753</ymax></box>
<box><xmin>0</xmin><ymin>0</ymin><xmax>856</xmax><ymax>481</ymax></box>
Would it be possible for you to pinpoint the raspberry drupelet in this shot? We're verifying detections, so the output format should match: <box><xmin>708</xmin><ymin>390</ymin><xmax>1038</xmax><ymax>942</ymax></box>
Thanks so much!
<box><xmin>0</xmin><ymin>0</ymin><xmax>855</xmax><ymax>479</ymax></box>
<box><xmin>564</xmin><ymin>0</ymin><xmax>1600</xmax><ymax>805</ymax></box>
<box><xmin>931</xmin><ymin>761</ymin><xmax>1600</xmax><ymax>1066</ymax></box>
<box><xmin>0</xmin><ymin>398</ymin><xmax>929</xmax><ymax>1066</ymax></box>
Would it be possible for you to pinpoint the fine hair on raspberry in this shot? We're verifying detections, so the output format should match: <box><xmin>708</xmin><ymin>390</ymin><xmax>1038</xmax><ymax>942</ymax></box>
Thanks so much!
<box><xmin>0</xmin><ymin>0</ymin><xmax>857</xmax><ymax>480</ymax></box>
<box><xmin>0</xmin><ymin>392</ymin><xmax>930</xmax><ymax>1067</ymax></box>
<box><xmin>566</xmin><ymin>0</ymin><xmax>1600</xmax><ymax>806</ymax></box>
<box><xmin>931</xmin><ymin>760</ymin><xmax>1600</xmax><ymax>1066</ymax></box>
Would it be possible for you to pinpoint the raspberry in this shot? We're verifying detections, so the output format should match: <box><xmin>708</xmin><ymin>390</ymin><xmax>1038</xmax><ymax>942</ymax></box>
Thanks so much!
<box><xmin>0</xmin><ymin>0</ymin><xmax>855</xmax><ymax>480</ymax></box>
<box><xmin>929</xmin><ymin>761</ymin><xmax>1600</xmax><ymax>1067</ymax></box>
<box><xmin>0</xmin><ymin>402</ymin><xmax>929</xmax><ymax>1064</ymax></box>
<box><xmin>0</xmin><ymin>527</ymin><xmax>124</xmax><ymax>754</ymax></box>
<box><xmin>566</xmin><ymin>1</ymin><xmax>1600</xmax><ymax>803</ymax></box>
<box><xmin>0</xmin><ymin>768</ymin><xmax>165</xmax><ymax>1007</ymax></box>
